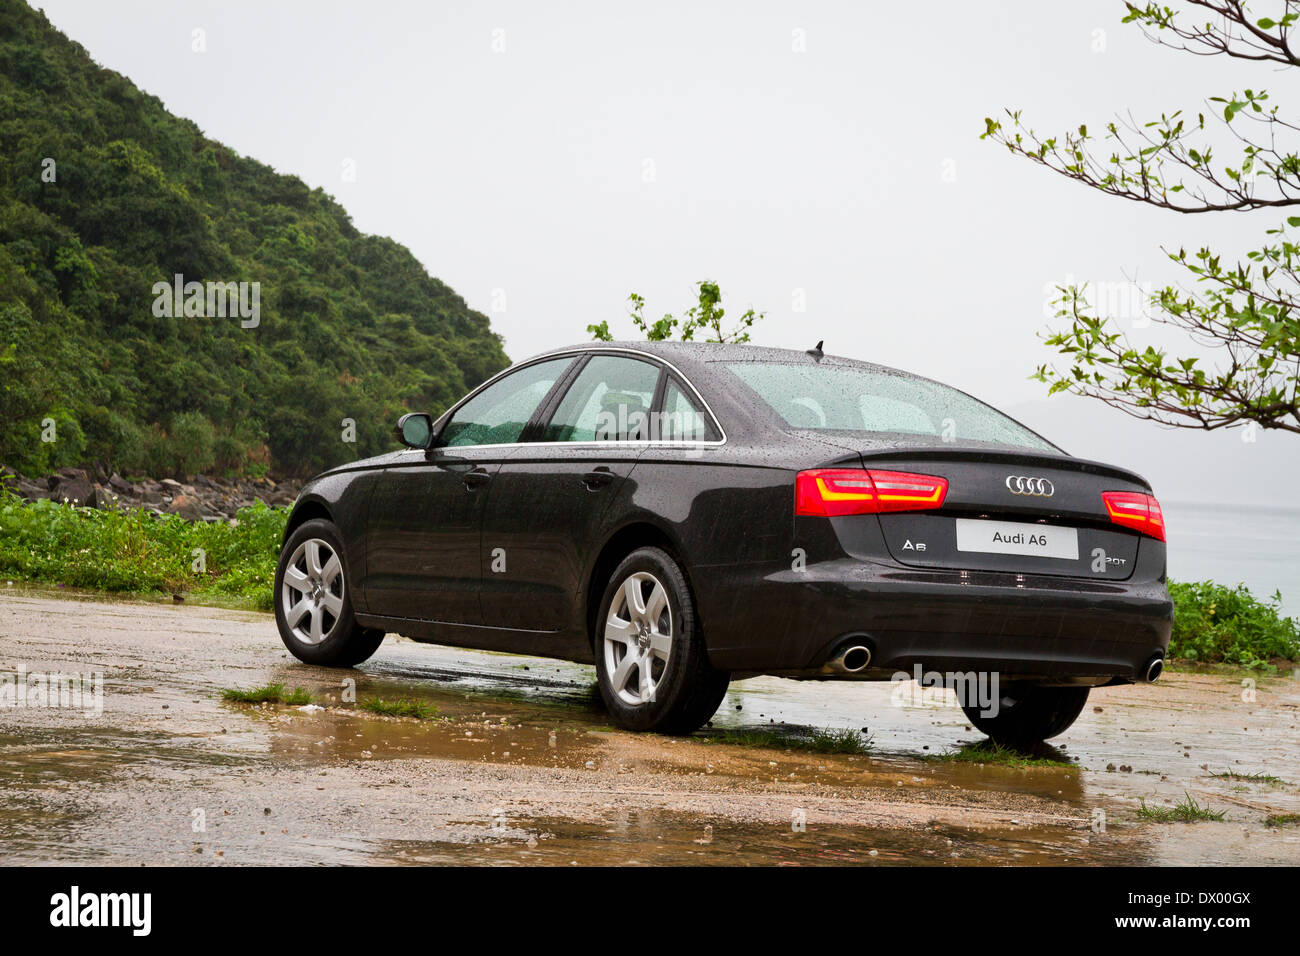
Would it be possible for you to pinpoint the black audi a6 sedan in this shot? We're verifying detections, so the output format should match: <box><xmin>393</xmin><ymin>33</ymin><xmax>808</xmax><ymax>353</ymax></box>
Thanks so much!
<box><xmin>273</xmin><ymin>341</ymin><xmax>1173</xmax><ymax>743</ymax></box>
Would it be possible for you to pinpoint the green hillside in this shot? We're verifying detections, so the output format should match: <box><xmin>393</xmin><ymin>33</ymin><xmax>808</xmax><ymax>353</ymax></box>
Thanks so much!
<box><xmin>0</xmin><ymin>0</ymin><xmax>508</xmax><ymax>478</ymax></box>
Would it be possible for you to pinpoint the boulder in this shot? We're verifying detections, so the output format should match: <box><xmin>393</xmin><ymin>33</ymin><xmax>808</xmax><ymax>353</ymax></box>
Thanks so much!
<box><xmin>51</xmin><ymin>476</ymin><xmax>94</xmax><ymax>505</ymax></box>
<box><xmin>14</xmin><ymin>478</ymin><xmax>49</xmax><ymax>501</ymax></box>
<box><xmin>87</xmin><ymin>482</ymin><xmax>117</xmax><ymax>509</ymax></box>
<box><xmin>165</xmin><ymin>493</ymin><xmax>206</xmax><ymax>520</ymax></box>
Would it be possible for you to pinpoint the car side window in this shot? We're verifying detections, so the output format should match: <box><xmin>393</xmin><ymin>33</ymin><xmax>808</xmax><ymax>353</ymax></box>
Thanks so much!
<box><xmin>660</xmin><ymin>379</ymin><xmax>713</xmax><ymax>441</ymax></box>
<box><xmin>440</xmin><ymin>358</ymin><xmax>573</xmax><ymax>447</ymax></box>
<box><xmin>541</xmin><ymin>355</ymin><xmax>661</xmax><ymax>442</ymax></box>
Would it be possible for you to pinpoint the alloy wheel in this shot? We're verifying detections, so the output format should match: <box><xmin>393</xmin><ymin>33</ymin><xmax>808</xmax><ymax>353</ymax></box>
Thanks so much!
<box><xmin>281</xmin><ymin>538</ymin><xmax>344</xmax><ymax>646</ymax></box>
<box><xmin>603</xmin><ymin>571</ymin><xmax>673</xmax><ymax>706</ymax></box>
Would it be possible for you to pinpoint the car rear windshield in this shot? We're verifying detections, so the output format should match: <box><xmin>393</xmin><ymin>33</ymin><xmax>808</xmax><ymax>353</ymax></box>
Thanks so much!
<box><xmin>720</xmin><ymin>360</ymin><xmax>1057</xmax><ymax>451</ymax></box>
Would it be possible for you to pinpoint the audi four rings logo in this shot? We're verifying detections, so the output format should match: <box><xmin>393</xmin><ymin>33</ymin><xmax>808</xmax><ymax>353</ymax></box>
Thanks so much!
<box><xmin>1005</xmin><ymin>475</ymin><xmax>1055</xmax><ymax>496</ymax></box>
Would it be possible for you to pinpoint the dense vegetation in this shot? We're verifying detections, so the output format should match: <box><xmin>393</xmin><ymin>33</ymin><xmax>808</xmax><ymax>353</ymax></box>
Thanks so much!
<box><xmin>1166</xmin><ymin>580</ymin><xmax>1300</xmax><ymax>670</ymax></box>
<box><xmin>3</xmin><ymin>488</ymin><xmax>1297</xmax><ymax>668</ymax></box>
<box><xmin>0</xmin><ymin>489</ymin><xmax>284</xmax><ymax>608</ymax></box>
<box><xmin>0</xmin><ymin>0</ymin><xmax>508</xmax><ymax>478</ymax></box>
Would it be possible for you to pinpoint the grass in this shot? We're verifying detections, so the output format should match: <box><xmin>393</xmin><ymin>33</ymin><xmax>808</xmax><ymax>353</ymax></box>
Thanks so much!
<box><xmin>1207</xmin><ymin>770</ymin><xmax>1287</xmax><ymax>787</ymax></box>
<box><xmin>701</xmin><ymin>725</ymin><xmax>872</xmax><ymax>754</ymax></box>
<box><xmin>1264</xmin><ymin>813</ymin><xmax>1300</xmax><ymax>828</ymax></box>
<box><xmin>358</xmin><ymin>696</ymin><xmax>441</xmax><ymax>720</ymax></box>
<box><xmin>925</xmin><ymin>739</ymin><xmax>1075</xmax><ymax>769</ymax></box>
<box><xmin>0</xmin><ymin>488</ymin><xmax>287</xmax><ymax>609</ymax></box>
<box><xmin>1136</xmin><ymin>792</ymin><xmax>1227</xmax><ymax>823</ymax></box>
<box><xmin>221</xmin><ymin>682</ymin><xmax>313</xmax><ymax>705</ymax></box>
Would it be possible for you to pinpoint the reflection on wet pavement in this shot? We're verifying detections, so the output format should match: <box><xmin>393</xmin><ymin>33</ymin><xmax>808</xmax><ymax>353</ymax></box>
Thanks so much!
<box><xmin>1</xmin><ymin>590</ymin><xmax>1297</xmax><ymax>865</ymax></box>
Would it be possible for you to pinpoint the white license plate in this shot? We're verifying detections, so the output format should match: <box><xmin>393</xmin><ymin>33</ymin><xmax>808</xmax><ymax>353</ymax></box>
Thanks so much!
<box><xmin>954</xmin><ymin>518</ymin><xmax>1079</xmax><ymax>560</ymax></box>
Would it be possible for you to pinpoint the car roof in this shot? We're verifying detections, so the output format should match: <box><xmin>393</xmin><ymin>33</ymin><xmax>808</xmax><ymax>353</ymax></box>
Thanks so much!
<box><xmin>532</xmin><ymin>340</ymin><xmax>902</xmax><ymax>376</ymax></box>
<box><xmin>522</xmin><ymin>341</ymin><xmax>930</xmax><ymax>443</ymax></box>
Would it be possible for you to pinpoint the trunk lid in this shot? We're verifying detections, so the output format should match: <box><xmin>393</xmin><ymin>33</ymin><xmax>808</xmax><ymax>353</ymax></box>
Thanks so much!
<box><xmin>826</xmin><ymin>445</ymin><xmax>1153</xmax><ymax>580</ymax></box>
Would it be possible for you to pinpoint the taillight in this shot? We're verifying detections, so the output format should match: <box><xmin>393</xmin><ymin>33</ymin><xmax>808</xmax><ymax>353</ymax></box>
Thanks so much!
<box><xmin>1101</xmin><ymin>491</ymin><xmax>1166</xmax><ymax>541</ymax></box>
<box><xmin>795</xmin><ymin>469</ymin><xmax>948</xmax><ymax>517</ymax></box>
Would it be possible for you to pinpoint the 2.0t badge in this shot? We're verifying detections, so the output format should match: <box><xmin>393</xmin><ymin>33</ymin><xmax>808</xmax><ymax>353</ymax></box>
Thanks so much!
<box><xmin>1005</xmin><ymin>475</ymin><xmax>1054</xmax><ymax>497</ymax></box>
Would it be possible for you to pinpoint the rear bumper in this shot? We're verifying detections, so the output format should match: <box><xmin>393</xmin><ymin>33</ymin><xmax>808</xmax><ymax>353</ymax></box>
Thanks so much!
<box><xmin>700</xmin><ymin>558</ymin><xmax>1173</xmax><ymax>682</ymax></box>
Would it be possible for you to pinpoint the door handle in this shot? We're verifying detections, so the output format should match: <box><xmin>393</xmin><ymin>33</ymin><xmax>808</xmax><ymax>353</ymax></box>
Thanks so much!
<box><xmin>582</xmin><ymin>467</ymin><xmax>615</xmax><ymax>490</ymax></box>
<box><xmin>462</xmin><ymin>467</ymin><xmax>491</xmax><ymax>490</ymax></box>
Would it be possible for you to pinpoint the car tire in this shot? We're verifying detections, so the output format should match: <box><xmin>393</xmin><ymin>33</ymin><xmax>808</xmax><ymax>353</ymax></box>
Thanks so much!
<box><xmin>274</xmin><ymin>518</ymin><xmax>384</xmax><ymax>667</ymax></box>
<box><xmin>960</xmin><ymin>683</ymin><xmax>1090</xmax><ymax>746</ymax></box>
<box><xmin>594</xmin><ymin>546</ymin><xmax>730</xmax><ymax>734</ymax></box>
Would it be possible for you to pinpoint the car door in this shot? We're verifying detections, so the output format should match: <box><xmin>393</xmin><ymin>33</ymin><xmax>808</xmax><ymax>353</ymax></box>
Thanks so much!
<box><xmin>361</xmin><ymin>356</ymin><xmax>576</xmax><ymax>624</ymax></box>
<box><xmin>480</xmin><ymin>353</ymin><xmax>665</xmax><ymax>633</ymax></box>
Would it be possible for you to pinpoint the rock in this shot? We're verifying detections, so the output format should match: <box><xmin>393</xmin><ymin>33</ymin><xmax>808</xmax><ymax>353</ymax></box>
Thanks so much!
<box><xmin>85</xmin><ymin>482</ymin><xmax>111</xmax><ymax>509</ymax></box>
<box><xmin>166</xmin><ymin>494</ymin><xmax>206</xmax><ymax>519</ymax></box>
<box><xmin>51</xmin><ymin>476</ymin><xmax>94</xmax><ymax>505</ymax></box>
<box><xmin>14</xmin><ymin>469</ymin><xmax>303</xmax><ymax>520</ymax></box>
<box><xmin>13</xmin><ymin>478</ymin><xmax>49</xmax><ymax>501</ymax></box>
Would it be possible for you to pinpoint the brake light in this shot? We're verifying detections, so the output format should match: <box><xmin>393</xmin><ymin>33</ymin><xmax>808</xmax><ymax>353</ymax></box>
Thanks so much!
<box><xmin>1101</xmin><ymin>491</ymin><xmax>1166</xmax><ymax>542</ymax></box>
<box><xmin>795</xmin><ymin>469</ymin><xmax>948</xmax><ymax>516</ymax></box>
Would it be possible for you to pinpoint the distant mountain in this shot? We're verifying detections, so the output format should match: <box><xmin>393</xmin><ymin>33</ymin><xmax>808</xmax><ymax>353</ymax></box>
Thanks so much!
<box><xmin>1004</xmin><ymin>394</ymin><xmax>1299</xmax><ymax>508</ymax></box>
<box><xmin>0</xmin><ymin>0</ymin><xmax>508</xmax><ymax>477</ymax></box>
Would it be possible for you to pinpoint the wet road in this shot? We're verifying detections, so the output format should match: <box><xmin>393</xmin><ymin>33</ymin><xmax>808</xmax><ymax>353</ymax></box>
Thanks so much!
<box><xmin>1</xmin><ymin>588</ymin><xmax>1297</xmax><ymax>865</ymax></box>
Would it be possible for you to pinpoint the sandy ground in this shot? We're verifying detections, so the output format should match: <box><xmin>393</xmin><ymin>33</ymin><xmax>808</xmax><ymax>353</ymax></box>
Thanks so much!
<box><xmin>0</xmin><ymin>587</ymin><xmax>1297</xmax><ymax>865</ymax></box>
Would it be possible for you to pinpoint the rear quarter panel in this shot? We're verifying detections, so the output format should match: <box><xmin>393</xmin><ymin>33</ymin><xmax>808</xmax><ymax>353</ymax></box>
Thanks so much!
<box><xmin>623</xmin><ymin>443</ymin><xmax>809</xmax><ymax>666</ymax></box>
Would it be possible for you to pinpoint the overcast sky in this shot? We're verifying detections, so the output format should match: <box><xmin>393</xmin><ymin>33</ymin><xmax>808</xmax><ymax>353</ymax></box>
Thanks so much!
<box><xmin>31</xmin><ymin>0</ymin><xmax>1300</xmax><ymax>508</ymax></box>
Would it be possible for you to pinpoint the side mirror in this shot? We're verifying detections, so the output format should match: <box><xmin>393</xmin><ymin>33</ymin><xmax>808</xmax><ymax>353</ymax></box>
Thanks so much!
<box><xmin>395</xmin><ymin>412</ymin><xmax>433</xmax><ymax>449</ymax></box>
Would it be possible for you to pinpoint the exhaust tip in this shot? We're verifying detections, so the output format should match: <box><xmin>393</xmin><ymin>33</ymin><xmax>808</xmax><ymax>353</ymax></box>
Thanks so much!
<box><xmin>841</xmin><ymin>645</ymin><xmax>871</xmax><ymax>672</ymax></box>
<box><xmin>1144</xmin><ymin>657</ymin><xmax>1164</xmax><ymax>683</ymax></box>
<box><xmin>820</xmin><ymin>642</ymin><xmax>872</xmax><ymax>675</ymax></box>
